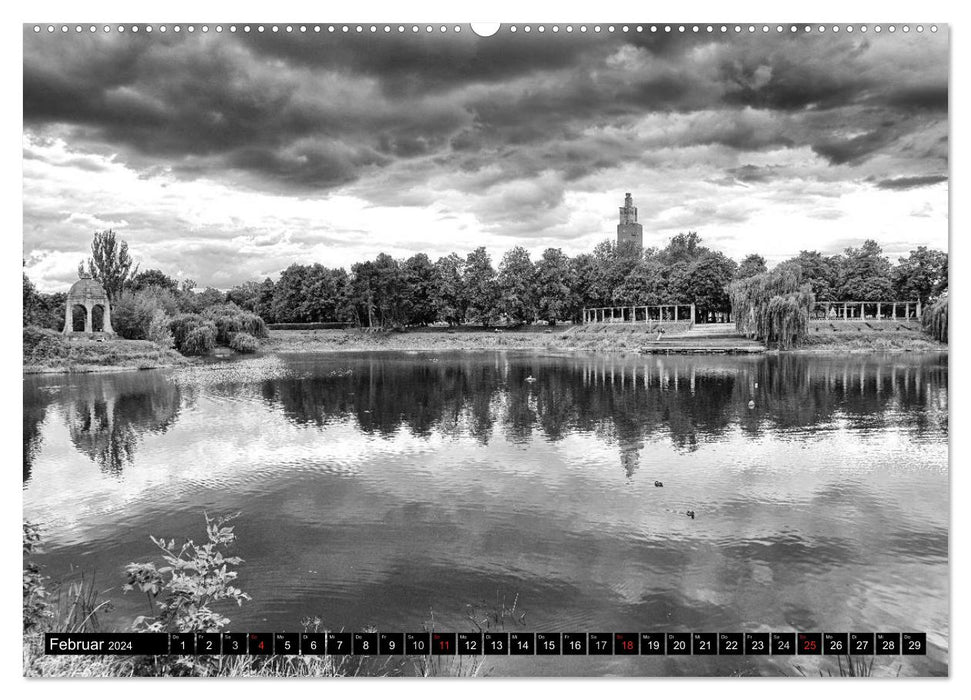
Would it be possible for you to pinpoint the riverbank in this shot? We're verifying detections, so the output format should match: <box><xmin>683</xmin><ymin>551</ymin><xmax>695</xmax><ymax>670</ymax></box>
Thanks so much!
<box><xmin>23</xmin><ymin>326</ymin><xmax>947</xmax><ymax>376</ymax></box>
<box><xmin>23</xmin><ymin>331</ymin><xmax>188</xmax><ymax>374</ymax></box>
<box><xmin>263</xmin><ymin>326</ymin><xmax>946</xmax><ymax>356</ymax></box>
<box><xmin>789</xmin><ymin>329</ymin><xmax>947</xmax><ymax>353</ymax></box>
<box><xmin>264</xmin><ymin>325</ymin><xmax>706</xmax><ymax>354</ymax></box>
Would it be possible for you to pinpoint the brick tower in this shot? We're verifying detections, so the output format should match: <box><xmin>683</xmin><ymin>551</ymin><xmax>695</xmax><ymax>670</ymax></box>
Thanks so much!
<box><xmin>616</xmin><ymin>192</ymin><xmax>643</xmax><ymax>249</ymax></box>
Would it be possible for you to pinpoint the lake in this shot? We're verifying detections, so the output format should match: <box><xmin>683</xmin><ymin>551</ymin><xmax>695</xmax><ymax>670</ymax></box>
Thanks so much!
<box><xmin>23</xmin><ymin>351</ymin><xmax>948</xmax><ymax>676</ymax></box>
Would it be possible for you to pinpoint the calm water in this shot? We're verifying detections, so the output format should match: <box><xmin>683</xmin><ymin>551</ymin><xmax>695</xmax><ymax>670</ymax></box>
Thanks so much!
<box><xmin>23</xmin><ymin>351</ymin><xmax>948</xmax><ymax>676</ymax></box>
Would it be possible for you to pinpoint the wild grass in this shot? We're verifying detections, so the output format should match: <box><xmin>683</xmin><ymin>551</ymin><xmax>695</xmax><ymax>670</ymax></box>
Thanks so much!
<box><xmin>265</xmin><ymin>325</ymin><xmax>690</xmax><ymax>356</ymax></box>
<box><xmin>23</xmin><ymin>329</ymin><xmax>186</xmax><ymax>374</ymax></box>
<box><xmin>23</xmin><ymin>516</ymin><xmax>483</xmax><ymax>678</ymax></box>
<box><xmin>796</xmin><ymin>330</ymin><xmax>946</xmax><ymax>353</ymax></box>
<box><xmin>792</xmin><ymin>654</ymin><xmax>900</xmax><ymax>678</ymax></box>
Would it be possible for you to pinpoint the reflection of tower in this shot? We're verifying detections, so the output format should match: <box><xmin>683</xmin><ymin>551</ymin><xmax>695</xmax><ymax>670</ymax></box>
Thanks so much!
<box><xmin>617</xmin><ymin>434</ymin><xmax>644</xmax><ymax>479</ymax></box>
<box><xmin>617</xmin><ymin>193</ymin><xmax>643</xmax><ymax>249</ymax></box>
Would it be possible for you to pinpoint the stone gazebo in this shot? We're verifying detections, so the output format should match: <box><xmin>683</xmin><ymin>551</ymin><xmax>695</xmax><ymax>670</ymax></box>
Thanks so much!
<box><xmin>62</xmin><ymin>273</ymin><xmax>114</xmax><ymax>336</ymax></box>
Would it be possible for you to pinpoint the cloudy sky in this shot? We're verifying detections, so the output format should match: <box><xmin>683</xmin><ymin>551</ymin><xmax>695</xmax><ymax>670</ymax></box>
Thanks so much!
<box><xmin>23</xmin><ymin>25</ymin><xmax>948</xmax><ymax>292</ymax></box>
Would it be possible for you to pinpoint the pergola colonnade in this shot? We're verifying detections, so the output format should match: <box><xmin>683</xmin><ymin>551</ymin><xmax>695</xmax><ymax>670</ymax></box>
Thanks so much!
<box><xmin>812</xmin><ymin>300</ymin><xmax>922</xmax><ymax>321</ymax></box>
<box><xmin>582</xmin><ymin>303</ymin><xmax>695</xmax><ymax>324</ymax></box>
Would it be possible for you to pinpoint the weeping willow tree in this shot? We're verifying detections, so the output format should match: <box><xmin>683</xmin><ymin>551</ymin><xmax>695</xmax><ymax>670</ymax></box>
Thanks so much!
<box><xmin>922</xmin><ymin>294</ymin><xmax>948</xmax><ymax>342</ymax></box>
<box><xmin>728</xmin><ymin>264</ymin><xmax>814</xmax><ymax>349</ymax></box>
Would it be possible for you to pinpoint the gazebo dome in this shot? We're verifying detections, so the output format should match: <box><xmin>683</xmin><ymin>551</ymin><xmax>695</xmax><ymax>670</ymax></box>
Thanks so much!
<box><xmin>67</xmin><ymin>274</ymin><xmax>109</xmax><ymax>301</ymax></box>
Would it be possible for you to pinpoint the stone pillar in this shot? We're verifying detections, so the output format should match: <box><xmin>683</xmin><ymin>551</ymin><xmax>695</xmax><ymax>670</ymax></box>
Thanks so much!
<box><xmin>85</xmin><ymin>304</ymin><xmax>93</xmax><ymax>333</ymax></box>
<box><xmin>62</xmin><ymin>303</ymin><xmax>72</xmax><ymax>334</ymax></box>
<box><xmin>905</xmin><ymin>302</ymin><xmax>910</xmax><ymax>319</ymax></box>
<box><xmin>917</xmin><ymin>300</ymin><xmax>922</xmax><ymax>319</ymax></box>
<box><xmin>892</xmin><ymin>302</ymin><xmax>897</xmax><ymax>320</ymax></box>
<box><xmin>843</xmin><ymin>303</ymin><xmax>847</xmax><ymax>320</ymax></box>
<box><xmin>690</xmin><ymin>303</ymin><xmax>696</xmax><ymax>325</ymax></box>
<box><xmin>103</xmin><ymin>303</ymin><xmax>114</xmax><ymax>335</ymax></box>
<box><xmin>876</xmin><ymin>302</ymin><xmax>881</xmax><ymax>320</ymax></box>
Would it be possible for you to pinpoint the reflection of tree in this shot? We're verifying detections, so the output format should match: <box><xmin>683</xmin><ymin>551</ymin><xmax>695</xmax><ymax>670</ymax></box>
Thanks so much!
<box><xmin>66</xmin><ymin>374</ymin><xmax>183</xmax><ymax>476</ymax></box>
<box><xmin>260</xmin><ymin>352</ymin><xmax>947</xmax><ymax>478</ymax></box>
<box><xmin>23</xmin><ymin>393</ymin><xmax>54</xmax><ymax>484</ymax></box>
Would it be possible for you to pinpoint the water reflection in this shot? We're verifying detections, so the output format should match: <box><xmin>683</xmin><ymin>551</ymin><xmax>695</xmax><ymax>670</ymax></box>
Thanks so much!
<box><xmin>258</xmin><ymin>353</ymin><xmax>947</xmax><ymax>477</ymax></box>
<box><xmin>25</xmin><ymin>373</ymin><xmax>185</xmax><ymax>481</ymax></box>
<box><xmin>22</xmin><ymin>352</ymin><xmax>948</xmax><ymax>675</ymax></box>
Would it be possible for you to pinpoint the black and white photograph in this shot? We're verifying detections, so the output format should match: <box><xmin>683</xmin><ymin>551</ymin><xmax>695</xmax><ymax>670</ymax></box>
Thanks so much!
<box><xmin>21</xmin><ymin>18</ymin><xmax>949</xmax><ymax>679</ymax></box>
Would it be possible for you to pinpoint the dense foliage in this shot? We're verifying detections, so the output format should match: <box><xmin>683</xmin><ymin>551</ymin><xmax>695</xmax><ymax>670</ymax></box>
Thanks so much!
<box><xmin>78</xmin><ymin>229</ymin><xmax>138</xmax><ymax>302</ymax></box>
<box><xmin>23</xmin><ymin>326</ymin><xmax>68</xmax><ymax>364</ymax></box>
<box><xmin>203</xmin><ymin>304</ymin><xmax>269</xmax><ymax>345</ymax></box>
<box><xmin>23</xmin><ymin>522</ymin><xmax>51</xmax><ymax>633</ymax></box>
<box><xmin>168</xmin><ymin>314</ymin><xmax>217</xmax><ymax>355</ymax></box>
<box><xmin>181</xmin><ymin>326</ymin><xmax>217</xmax><ymax>356</ymax></box>
<box><xmin>729</xmin><ymin>264</ymin><xmax>814</xmax><ymax>349</ymax></box>
<box><xmin>24</xmin><ymin>229</ymin><xmax>948</xmax><ymax>345</ymax></box>
<box><xmin>922</xmin><ymin>294</ymin><xmax>948</xmax><ymax>342</ymax></box>
<box><xmin>229</xmin><ymin>332</ymin><xmax>259</xmax><ymax>353</ymax></box>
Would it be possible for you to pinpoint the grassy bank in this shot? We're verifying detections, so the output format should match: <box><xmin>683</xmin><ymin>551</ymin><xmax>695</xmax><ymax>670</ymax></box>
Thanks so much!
<box><xmin>791</xmin><ymin>329</ymin><xmax>947</xmax><ymax>353</ymax></box>
<box><xmin>266</xmin><ymin>325</ymin><xmax>692</xmax><ymax>355</ymax></box>
<box><xmin>23</xmin><ymin>332</ymin><xmax>188</xmax><ymax>374</ymax></box>
<box><xmin>264</xmin><ymin>326</ymin><xmax>945</xmax><ymax>356</ymax></box>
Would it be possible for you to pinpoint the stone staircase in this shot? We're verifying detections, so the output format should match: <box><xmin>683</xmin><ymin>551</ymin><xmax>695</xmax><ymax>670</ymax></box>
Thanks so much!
<box><xmin>641</xmin><ymin>322</ymin><xmax>765</xmax><ymax>354</ymax></box>
<box><xmin>664</xmin><ymin>322</ymin><xmax>738</xmax><ymax>339</ymax></box>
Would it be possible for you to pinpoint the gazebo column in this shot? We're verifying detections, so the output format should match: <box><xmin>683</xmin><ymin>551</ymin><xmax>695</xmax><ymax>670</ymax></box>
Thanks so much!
<box><xmin>917</xmin><ymin>300</ymin><xmax>922</xmax><ymax>318</ymax></box>
<box><xmin>85</xmin><ymin>304</ymin><xmax>93</xmax><ymax>333</ymax></box>
<box><xmin>104</xmin><ymin>303</ymin><xmax>114</xmax><ymax>334</ymax></box>
<box><xmin>62</xmin><ymin>304</ymin><xmax>72</xmax><ymax>334</ymax></box>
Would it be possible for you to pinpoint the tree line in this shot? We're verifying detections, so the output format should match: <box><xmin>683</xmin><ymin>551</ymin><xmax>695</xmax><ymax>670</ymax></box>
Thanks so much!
<box><xmin>221</xmin><ymin>233</ymin><xmax>946</xmax><ymax>328</ymax></box>
<box><xmin>23</xmin><ymin>229</ymin><xmax>947</xmax><ymax>332</ymax></box>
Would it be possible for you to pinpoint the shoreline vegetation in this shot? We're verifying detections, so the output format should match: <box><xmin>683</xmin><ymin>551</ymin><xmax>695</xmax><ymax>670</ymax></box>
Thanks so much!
<box><xmin>22</xmin><ymin>516</ymin><xmax>915</xmax><ymax>678</ymax></box>
<box><xmin>265</xmin><ymin>326</ymin><xmax>948</xmax><ymax>355</ymax></box>
<box><xmin>22</xmin><ymin>515</ymin><xmax>485</xmax><ymax>678</ymax></box>
<box><xmin>23</xmin><ymin>324</ymin><xmax>947</xmax><ymax>376</ymax></box>
<box><xmin>23</xmin><ymin>230</ymin><xmax>947</xmax><ymax>375</ymax></box>
<box><xmin>23</xmin><ymin>331</ymin><xmax>189</xmax><ymax>375</ymax></box>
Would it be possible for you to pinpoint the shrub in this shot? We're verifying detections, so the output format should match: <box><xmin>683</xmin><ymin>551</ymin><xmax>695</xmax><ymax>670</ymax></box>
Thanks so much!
<box><xmin>23</xmin><ymin>522</ymin><xmax>51</xmax><ymax>633</ymax></box>
<box><xmin>147</xmin><ymin>310</ymin><xmax>174</xmax><ymax>349</ymax></box>
<box><xmin>204</xmin><ymin>304</ymin><xmax>269</xmax><ymax>344</ymax></box>
<box><xmin>181</xmin><ymin>326</ymin><xmax>216</xmax><ymax>356</ymax></box>
<box><xmin>229</xmin><ymin>332</ymin><xmax>259</xmax><ymax>353</ymax></box>
<box><xmin>112</xmin><ymin>287</ymin><xmax>179</xmax><ymax>340</ymax></box>
<box><xmin>23</xmin><ymin>326</ymin><xmax>68</xmax><ymax>364</ymax></box>
<box><xmin>124</xmin><ymin>513</ymin><xmax>250</xmax><ymax>633</ymax></box>
<box><xmin>168</xmin><ymin>313</ymin><xmax>217</xmax><ymax>355</ymax></box>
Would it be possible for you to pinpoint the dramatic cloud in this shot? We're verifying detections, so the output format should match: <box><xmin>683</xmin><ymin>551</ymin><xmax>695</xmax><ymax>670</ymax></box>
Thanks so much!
<box><xmin>875</xmin><ymin>174</ymin><xmax>949</xmax><ymax>190</ymax></box>
<box><xmin>23</xmin><ymin>25</ymin><xmax>949</xmax><ymax>291</ymax></box>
